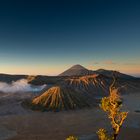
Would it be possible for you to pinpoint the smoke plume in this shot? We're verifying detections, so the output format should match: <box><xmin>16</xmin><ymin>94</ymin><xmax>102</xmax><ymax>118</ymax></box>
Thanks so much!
<box><xmin>0</xmin><ymin>79</ymin><xmax>46</xmax><ymax>93</ymax></box>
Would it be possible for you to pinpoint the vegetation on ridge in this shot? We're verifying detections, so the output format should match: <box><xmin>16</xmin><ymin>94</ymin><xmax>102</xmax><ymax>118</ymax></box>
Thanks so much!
<box><xmin>66</xmin><ymin>136</ymin><xmax>78</xmax><ymax>140</ymax></box>
<box><xmin>66</xmin><ymin>78</ymin><xmax>128</xmax><ymax>140</ymax></box>
<box><xmin>97</xmin><ymin>78</ymin><xmax>128</xmax><ymax>140</ymax></box>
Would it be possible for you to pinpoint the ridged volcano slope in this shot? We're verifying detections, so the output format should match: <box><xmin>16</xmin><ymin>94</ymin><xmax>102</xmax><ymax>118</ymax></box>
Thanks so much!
<box><xmin>63</xmin><ymin>74</ymin><xmax>110</xmax><ymax>95</ymax></box>
<box><xmin>62</xmin><ymin>74</ymin><xmax>140</xmax><ymax>94</ymax></box>
<box><xmin>30</xmin><ymin>74</ymin><xmax>140</xmax><ymax>111</ymax></box>
<box><xmin>59</xmin><ymin>64</ymin><xmax>95</xmax><ymax>76</ymax></box>
<box><xmin>32</xmin><ymin>85</ymin><xmax>95</xmax><ymax>111</ymax></box>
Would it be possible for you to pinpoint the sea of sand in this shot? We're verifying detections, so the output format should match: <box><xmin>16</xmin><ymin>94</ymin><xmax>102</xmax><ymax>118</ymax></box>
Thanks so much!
<box><xmin>0</xmin><ymin>92</ymin><xmax>140</xmax><ymax>140</ymax></box>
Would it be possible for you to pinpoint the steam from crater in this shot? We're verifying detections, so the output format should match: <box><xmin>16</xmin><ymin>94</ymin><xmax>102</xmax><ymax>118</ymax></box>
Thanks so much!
<box><xmin>0</xmin><ymin>79</ymin><xmax>46</xmax><ymax>93</ymax></box>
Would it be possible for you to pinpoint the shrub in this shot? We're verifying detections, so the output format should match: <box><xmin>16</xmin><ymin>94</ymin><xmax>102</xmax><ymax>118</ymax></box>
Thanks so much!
<box><xmin>97</xmin><ymin>78</ymin><xmax>128</xmax><ymax>140</ymax></box>
<box><xmin>66</xmin><ymin>136</ymin><xmax>78</xmax><ymax>140</ymax></box>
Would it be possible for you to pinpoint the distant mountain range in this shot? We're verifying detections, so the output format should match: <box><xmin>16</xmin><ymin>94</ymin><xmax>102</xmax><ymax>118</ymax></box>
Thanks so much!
<box><xmin>0</xmin><ymin>64</ymin><xmax>136</xmax><ymax>84</ymax></box>
<box><xmin>0</xmin><ymin>64</ymin><xmax>135</xmax><ymax>85</ymax></box>
<box><xmin>59</xmin><ymin>64</ymin><xmax>96</xmax><ymax>76</ymax></box>
<box><xmin>30</xmin><ymin>74</ymin><xmax>140</xmax><ymax>111</ymax></box>
<box><xmin>59</xmin><ymin>64</ymin><xmax>134</xmax><ymax>79</ymax></box>
<box><xmin>26</xmin><ymin>65</ymin><xmax>140</xmax><ymax>111</ymax></box>
<box><xmin>0</xmin><ymin>64</ymin><xmax>139</xmax><ymax>111</ymax></box>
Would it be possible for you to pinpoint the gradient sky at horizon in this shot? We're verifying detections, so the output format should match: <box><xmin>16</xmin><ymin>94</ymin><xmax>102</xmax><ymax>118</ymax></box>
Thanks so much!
<box><xmin>0</xmin><ymin>0</ymin><xmax>140</xmax><ymax>76</ymax></box>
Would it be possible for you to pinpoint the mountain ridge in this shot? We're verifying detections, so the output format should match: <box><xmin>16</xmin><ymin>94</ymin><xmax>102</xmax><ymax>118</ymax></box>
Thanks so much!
<box><xmin>31</xmin><ymin>85</ymin><xmax>95</xmax><ymax>111</ymax></box>
<box><xmin>59</xmin><ymin>64</ymin><xmax>135</xmax><ymax>79</ymax></box>
<box><xmin>29</xmin><ymin>73</ymin><xmax>140</xmax><ymax>111</ymax></box>
<box><xmin>59</xmin><ymin>64</ymin><xmax>96</xmax><ymax>76</ymax></box>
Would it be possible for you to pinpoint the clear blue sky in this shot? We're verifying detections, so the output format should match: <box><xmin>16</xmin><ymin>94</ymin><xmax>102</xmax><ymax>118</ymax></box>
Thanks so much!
<box><xmin>0</xmin><ymin>0</ymin><xmax>140</xmax><ymax>76</ymax></box>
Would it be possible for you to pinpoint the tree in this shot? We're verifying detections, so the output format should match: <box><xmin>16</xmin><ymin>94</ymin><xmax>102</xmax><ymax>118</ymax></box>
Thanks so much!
<box><xmin>97</xmin><ymin>78</ymin><xmax>128</xmax><ymax>140</ymax></box>
<box><xmin>66</xmin><ymin>136</ymin><xmax>78</xmax><ymax>140</ymax></box>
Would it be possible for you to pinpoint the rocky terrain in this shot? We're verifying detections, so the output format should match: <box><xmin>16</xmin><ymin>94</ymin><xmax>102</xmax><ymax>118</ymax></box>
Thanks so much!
<box><xmin>27</xmin><ymin>65</ymin><xmax>140</xmax><ymax>111</ymax></box>
<box><xmin>0</xmin><ymin>65</ymin><xmax>140</xmax><ymax>140</ymax></box>
<box><xmin>32</xmin><ymin>85</ymin><xmax>95</xmax><ymax>111</ymax></box>
<box><xmin>0</xmin><ymin>93</ymin><xmax>140</xmax><ymax>140</ymax></box>
<box><xmin>0</xmin><ymin>65</ymin><xmax>139</xmax><ymax>111</ymax></box>
<box><xmin>59</xmin><ymin>64</ymin><xmax>96</xmax><ymax>76</ymax></box>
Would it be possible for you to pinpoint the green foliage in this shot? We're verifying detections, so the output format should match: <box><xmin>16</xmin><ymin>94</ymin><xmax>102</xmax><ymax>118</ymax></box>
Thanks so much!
<box><xmin>100</xmin><ymin>97</ymin><xmax>110</xmax><ymax>112</ymax></box>
<box><xmin>97</xmin><ymin>129</ymin><xmax>113</xmax><ymax>140</ymax></box>
<box><xmin>66</xmin><ymin>136</ymin><xmax>78</xmax><ymax>140</ymax></box>
<box><xmin>97</xmin><ymin>79</ymin><xmax>128</xmax><ymax>140</ymax></box>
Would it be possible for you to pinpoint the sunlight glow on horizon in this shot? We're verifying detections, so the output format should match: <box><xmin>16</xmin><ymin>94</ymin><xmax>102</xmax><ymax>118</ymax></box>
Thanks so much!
<box><xmin>0</xmin><ymin>0</ymin><xmax>139</xmax><ymax>77</ymax></box>
<box><xmin>0</xmin><ymin>63</ymin><xmax>139</xmax><ymax>77</ymax></box>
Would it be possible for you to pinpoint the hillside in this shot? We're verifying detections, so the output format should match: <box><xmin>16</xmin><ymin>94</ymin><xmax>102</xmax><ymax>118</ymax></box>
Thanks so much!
<box><xmin>96</xmin><ymin>69</ymin><xmax>134</xmax><ymax>79</ymax></box>
<box><xmin>59</xmin><ymin>64</ymin><xmax>95</xmax><ymax>76</ymax></box>
<box><xmin>30</xmin><ymin>74</ymin><xmax>140</xmax><ymax>111</ymax></box>
<box><xmin>0</xmin><ymin>65</ymin><xmax>137</xmax><ymax>86</ymax></box>
<box><xmin>31</xmin><ymin>85</ymin><xmax>95</xmax><ymax>111</ymax></box>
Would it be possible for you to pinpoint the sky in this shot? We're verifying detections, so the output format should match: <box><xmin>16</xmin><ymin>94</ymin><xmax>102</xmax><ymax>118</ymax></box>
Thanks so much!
<box><xmin>0</xmin><ymin>0</ymin><xmax>140</xmax><ymax>76</ymax></box>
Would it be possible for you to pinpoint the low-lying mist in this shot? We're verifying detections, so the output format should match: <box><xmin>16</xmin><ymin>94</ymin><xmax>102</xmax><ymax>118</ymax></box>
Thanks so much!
<box><xmin>0</xmin><ymin>79</ymin><xmax>46</xmax><ymax>93</ymax></box>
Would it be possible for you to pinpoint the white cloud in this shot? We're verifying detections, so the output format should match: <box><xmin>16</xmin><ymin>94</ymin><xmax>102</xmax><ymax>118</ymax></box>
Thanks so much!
<box><xmin>0</xmin><ymin>79</ymin><xmax>46</xmax><ymax>93</ymax></box>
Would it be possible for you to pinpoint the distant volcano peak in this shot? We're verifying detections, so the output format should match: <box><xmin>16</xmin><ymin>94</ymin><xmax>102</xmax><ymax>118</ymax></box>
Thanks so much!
<box><xmin>59</xmin><ymin>64</ymin><xmax>95</xmax><ymax>76</ymax></box>
<box><xmin>69</xmin><ymin>64</ymin><xmax>87</xmax><ymax>70</ymax></box>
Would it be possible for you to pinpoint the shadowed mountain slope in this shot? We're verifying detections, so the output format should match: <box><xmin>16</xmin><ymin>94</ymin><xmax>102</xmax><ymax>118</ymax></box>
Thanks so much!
<box><xmin>29</xmin><ymin>74</ymin><xmax>140</xmax><ymax>111</ymax></box>
<box><xmin>96</xmin><ymin>69</ymin><xmax>134</xmax><ymax>79</ymax></box>
<box><xmin>63</xmin><ymin>74</ymin><xmax>109</xmax><ymax>95</ymax></box>
<box><xmin>0</xmin><ymin>65</ymin><xmax>137</xmax><ymax>86</ymax></box>
<box><xmin>32</xmin><ymin>85</ymin><xmax>95</xmax><ymax>111</ymax></box>
<box><xmin>0</xmin><ymin>74</ymin><xmax>27</xmax><ymax>83</ymax></box>
<box><xmin>63</xmin><ymin>74</ymin><xmax>140</xmax><ymax>94</ymax></box>
<box><xmin>59</xmin><ymin>64</ymin><xmax>95</xmax><ymax>76</ymax></box>
<box><xmin>59</xmin><ymin>64</ymin><xmax>136</xmax><ymax>80</ymax></box>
